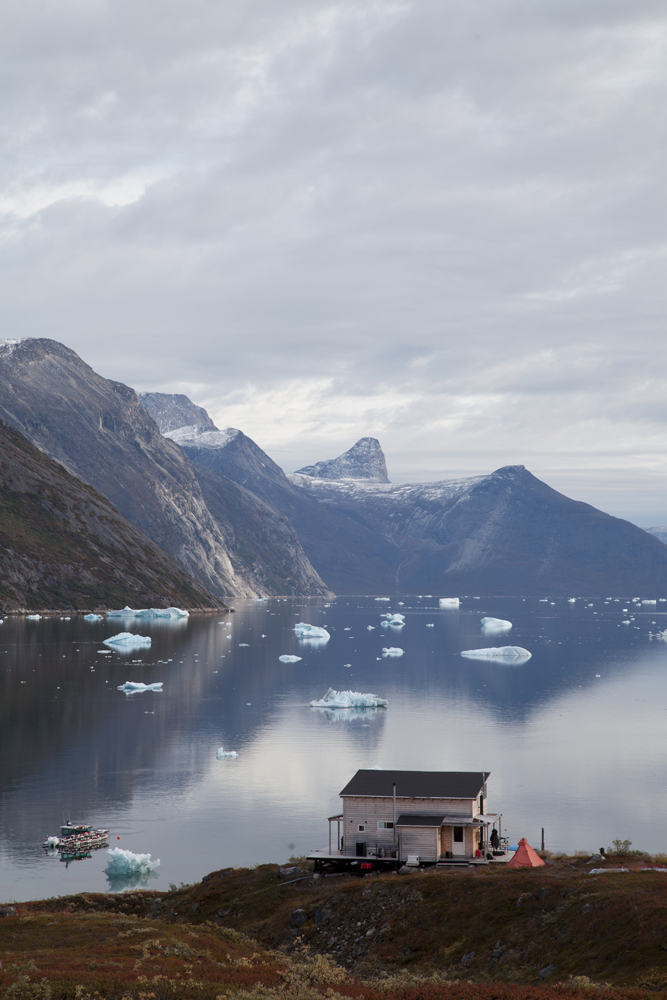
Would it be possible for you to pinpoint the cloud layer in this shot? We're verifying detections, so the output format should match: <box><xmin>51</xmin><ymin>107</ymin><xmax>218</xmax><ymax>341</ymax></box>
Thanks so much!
<box><xmin>1</xmin><ymin>0</ymin><xmax>666</xmax><ymax>521</ymax></box>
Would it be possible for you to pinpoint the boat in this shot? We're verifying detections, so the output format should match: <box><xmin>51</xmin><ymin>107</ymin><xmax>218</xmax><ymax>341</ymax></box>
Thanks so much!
<box><xmin>43</xmin><ymin>821</ymin><xmax>109</xmax><ymax>853</ymax></box>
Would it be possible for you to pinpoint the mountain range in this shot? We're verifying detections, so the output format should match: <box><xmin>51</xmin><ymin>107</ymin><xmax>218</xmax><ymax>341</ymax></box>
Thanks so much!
<box><xmin>2</xmin><ymin>337</ymin><xmax>667</xmax><ymax>603</ymax></box>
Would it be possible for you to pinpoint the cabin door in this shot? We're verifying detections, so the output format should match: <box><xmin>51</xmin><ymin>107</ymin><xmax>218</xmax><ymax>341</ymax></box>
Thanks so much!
<box><xmin>452</xmin><ymin>827</ymin><xmax>465</xmax><ymax>856</ymax></box>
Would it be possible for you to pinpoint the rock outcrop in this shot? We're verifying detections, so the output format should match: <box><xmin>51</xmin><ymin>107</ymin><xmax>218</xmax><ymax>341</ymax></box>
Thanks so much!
<box><xmin>139</xmin><ymin>392</ymin><xmax>217</xmax><ymax>434</ymax></box>
<box><xmin>295</xmin><ymin>437</ymin><xmax>390</xmax><ymax>482</ymax></box>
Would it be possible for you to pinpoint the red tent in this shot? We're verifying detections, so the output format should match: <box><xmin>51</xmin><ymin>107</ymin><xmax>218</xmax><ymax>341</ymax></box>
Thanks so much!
<box><xmin>506</xmin><ymin>837</ymin><xmax>545</xmax><ymax>868</ymax></box>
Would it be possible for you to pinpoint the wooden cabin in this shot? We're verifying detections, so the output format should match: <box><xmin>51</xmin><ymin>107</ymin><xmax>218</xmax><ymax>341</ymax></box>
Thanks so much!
<box><xmin>316</xmin><ymin>769</ymin><xmax>499</xmax><ymax>867</ymax></box>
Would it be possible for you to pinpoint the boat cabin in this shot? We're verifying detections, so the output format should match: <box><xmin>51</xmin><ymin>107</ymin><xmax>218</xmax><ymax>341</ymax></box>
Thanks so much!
<box><xmin>312</xmin><ymin>769</ymin><xmax>500</xmax><ymax>868</ymax></box>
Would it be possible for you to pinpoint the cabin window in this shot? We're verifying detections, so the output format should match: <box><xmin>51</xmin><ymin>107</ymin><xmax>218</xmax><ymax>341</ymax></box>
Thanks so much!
<box><xmin>358</xmin><ymin>825</ymin><xmax>365</xmax><ymax>832</ymax></box>
<box><xmin>453</xmin><ymin>827</ymin><xmax>464</xmax><ymax>842</ymax></box>
<box><xmin>377</xmin><ymin>821</ymin><xmax>394</xmax><ymax>830</ymax></box>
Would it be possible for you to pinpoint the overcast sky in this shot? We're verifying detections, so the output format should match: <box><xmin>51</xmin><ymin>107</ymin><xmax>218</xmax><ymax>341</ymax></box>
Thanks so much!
<box><xmin>2</xmin><ymin>0</ymin><xmax>667</xmax><ymax>522</ymax></box>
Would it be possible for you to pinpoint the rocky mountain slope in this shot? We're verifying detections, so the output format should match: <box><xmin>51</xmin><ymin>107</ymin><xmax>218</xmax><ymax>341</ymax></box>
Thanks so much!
<box><xmin>139</xmin><ymin>391</ymin><xmax>217</xmax><ymax>433</ymax></box>
<box><xmin>160</xmin><ymin>402</ymin><xmax>667</xmax><ymax>596</ymax></box>
<box><xmin>0</xmin><ymin>340</ymin><xmax>330</xmax><ymax>598</ymax></box>
<box><xmin>645</xmin><ymin>527</ymin><xmax>667</xmax><ymax>545</ymax></box>
<box><xmin>0</xmin><ymin>418</ymin><xmax>224</xmax><ymax>611</ymax></box>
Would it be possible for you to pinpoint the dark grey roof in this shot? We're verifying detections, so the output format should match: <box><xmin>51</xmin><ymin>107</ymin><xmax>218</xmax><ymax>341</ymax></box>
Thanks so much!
<box><xmin>395</xmin><ymin>814</ymin><xmax>445</xmax><ymax>828</ymax></box>
<box><xmin>340</xmin><ymin>769</ymin><xmax>488</xmax><ymax>799</ymax></box>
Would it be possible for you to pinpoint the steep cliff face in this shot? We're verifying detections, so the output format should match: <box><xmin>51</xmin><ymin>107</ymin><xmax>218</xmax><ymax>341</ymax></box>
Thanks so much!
<box><xmin>0</xmin><ymin>339</ymin><xmax>328</xmax><ymax>598</ymax></box>
<box><xmin>295</xmin><ymin>437</ymin><xmax>390</xmax><ymax>482</ymax></box>
<box><xmin>0</xmin><ymin>418</ymin><xmax>225</xmax><ymax>611</ymax></box>
<box><xmin>139</xmin><ymin>392</ymin><xmax>217</xmax><ymax>433</ymax></box>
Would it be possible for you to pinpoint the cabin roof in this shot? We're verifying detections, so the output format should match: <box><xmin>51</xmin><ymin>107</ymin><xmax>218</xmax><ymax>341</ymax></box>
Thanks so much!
<box><xmin>340</xmin><ymin>769</ymin><xmax>488</xmax><ymax>799</ymax></box>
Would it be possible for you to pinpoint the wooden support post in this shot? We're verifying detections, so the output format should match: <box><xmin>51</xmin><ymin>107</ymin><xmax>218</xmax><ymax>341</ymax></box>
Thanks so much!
<box><xmin>541</xmin><ymin>827</ymin><xmax>545</xmax><ymax>852</ymax></box>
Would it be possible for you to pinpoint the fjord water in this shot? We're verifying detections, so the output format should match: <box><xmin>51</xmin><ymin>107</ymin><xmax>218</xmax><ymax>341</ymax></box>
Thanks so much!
<box><xmin>2</xmin><ymin>596</ymin><xmax>666</xmax><ymax>901</ymax></box>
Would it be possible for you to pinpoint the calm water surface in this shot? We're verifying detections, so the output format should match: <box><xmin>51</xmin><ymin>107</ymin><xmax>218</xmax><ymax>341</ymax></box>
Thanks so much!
<box><xmin>2</xmin><ymin>595</ymin><xmax>666</xmax><ymax>901</ymax></box>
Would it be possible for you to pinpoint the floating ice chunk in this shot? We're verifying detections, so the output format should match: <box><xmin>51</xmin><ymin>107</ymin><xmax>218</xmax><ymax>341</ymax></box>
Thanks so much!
<box><xmin>253</xmin><ymin>597</ymin><xmax>267</xmax><ymax>602</ymax></box>
<box><xmin>367</xmin><ymin>625</ymin><xmax>376</xmax><ymax>630</ymax></box>
<box><xmin>117</xmin><ymin>681</ymin><xmax>163</xmax><ymax>692</ymax></box>
<box><xmin>310</xmin><ymin>688</ymin><xmax>388</xmax><ymax>709</ymax></box>
<box><xmin>84</xmin><ymin>613</ymin><xmax>104</xmax><ymax>621</ymax></box>
<box><xmin>238</xmin><ymin>643</ymin><xmax>249</xmax><ymax>647</ymax></box>
<box><xmin>45</xmin><ymin>836</ymin><xmax>60</xmax><ymax>848</ymax></box>
<box><xmin>216</xmin><ymin>747</ymin><xmax>239</xmax><ymax>758</ymax></box>
<box><xmin>439</xmin><ymin>598</ymin><xmax>459</xmax><ymax>609</ymax></box>
<box><xmin>105</xmin><ymin>847</ymin><xmax>160</xmax><ymax>876</ymax></box>
<box><xmin>426</xmin><ymin>623</ymin><xmax>434</xmax><ymax>627</ymax></box>
<box><xmin>621</xmin><ymin>620</ymin><xmax>631</xmax><ymax>624</ymax></box>
<box><xmin>382</xmin><ymin>613</ymin><xmax>405</xmax><ymax>622</ymax></box>
<box><xmin>27</xmin><ymin>614</ymin><xmax>41</xmax><ymax>620</ymax></box>
<box><xmin>461</xmin><ymin>646</ymin><xmax>532</xmax><ymax>663</ymax></box>
<box><xmin>481</xmin><ymin>617</ymin><xmax>513</xmax><ymax>632</ymax></box>
<box><xmin>313</xmin><ymin>706</ymin><xmax>385</xmax><ymax>722</ymax></box>
<box><xmin>642</xmin><ymin>599</ymin><xmax>657</xmax><ymax>604</ymax></box>
<box><xmin>568</xmin><ymin>598</ymin><xmax>576</xmax><ymax>603</ymax></box>
<box><xmin>374</xmin><ymin>597</ymin><xmax>391</xmax><ymax>601</ymax></box>
<box><xmin>104</xmin><ymin>633</ymin><xmax>152</xmax><ymax>649</ymax></box>
<box><xmin>107</xmin><ymin>606</ymin><xmax>189</xmax><ymax>619</ymax></box>
<box><xmin>294</xmin><ymin>623</ymin><xmax>330</xmax><ymax>640</ymax></box>
<box><xmin>382</xmin><ymin>647</ymin><xmax>404</xmax><ymax>657</ymax></box>
<box><xmin>279</xmin><ymin>654</ymin><xmax>302</xmax><ymax>663</ymax></box>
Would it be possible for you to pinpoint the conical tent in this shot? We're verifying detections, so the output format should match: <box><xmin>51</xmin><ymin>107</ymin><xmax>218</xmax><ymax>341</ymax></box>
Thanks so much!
<box><xmin>506</xmin><ymin>837</ymin><xmax>545</xmax><ymax>868</ymax></box>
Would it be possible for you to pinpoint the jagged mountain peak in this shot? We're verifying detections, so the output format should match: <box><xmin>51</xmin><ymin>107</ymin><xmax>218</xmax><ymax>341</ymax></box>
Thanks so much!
<box><xmin>295</xmin><ymin>437</ymin><xmax>390</xmax><ymax>482</ymax></box>
<box><xmin>139</xmin><ymin>392</ymin><xmax>218</xmax><ymax>434</ymax></box>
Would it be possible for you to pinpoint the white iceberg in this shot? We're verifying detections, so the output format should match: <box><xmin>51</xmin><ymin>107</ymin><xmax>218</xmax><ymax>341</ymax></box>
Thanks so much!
<box><xmin>439</xmin><ymin>598</ymin><xmax>459</xmax><ymax>609</ymax></box>
<box><xmin>253</xmin><ymin>597</ymin><xmax>267</xmax><ymax>602</ymax></box>
<box><xmin>310</xmin><ymin>687</ymin><xmax>388</xmax><ymax>709</ymax></box>
<box><xmin>279</xmin><ymin>654</ymin><xmax>302</xmax><ymax>662</ymax></box>
<box><xmin>382</xmin><ymin>647</ymin><xmax>404</xmax><ymax>657</ymax></box>
<box><xmin>105</xmin><ymin>847</ymin><xmax>160</xmax><ymax>876</ymax></box>
<box><xmin>374</xmin><ymin>597</ymin><xmax>391</xmax><ymax>601</ymax></box>
<box><xmin>84</xmin><ymin>613</ymin><xmax>104</xmax><ymax>621</ymax></box>
<box><xmin>382</xmin><ymin>613</ymin><xmax>405</xmax><ymax>622</ymax></box>
<box><xmin>117</xmin><ymin>681</ymin><xmax>163</xmax><ymax>692</ymax></box>
<box><xmin>27</xmin><ymin>614</ymin><xmax>41</xmax><ymax>620</ymax></box>
<box><xmin>238</xmin><ymin>643</ymin><xmax>249</xmax><ymax>647</ymax></box>
<box><xmin>481</xmin><ymin>617</ymin><xmax>513</xmax><ymax>632</ymax></box>
<box><xmin>216</xmin><ymin>747</ymin><xmax>239</xmax><ymax>758</ymax></box>
<box><xmin>426</xmin><ymin>623</ymin><xmax>434</xmax><ymax>627</ymax></box>
<box><xmin>367</xmin><ymin>625</ymin><xmax>376</xmax><ymax>630</ymax></box>
<box><xmin>461</xmin><ymin>646</ymin><xmax>532</xmax><ymax>663</ymax></box>
<box><xmin>294</xmin><ymin>622</ymin><xmax>330</xmax><ymax>640</ymax></box>
<box><xmin>103</xmin><ymin>632</ymin><xmax>152</xmax><ymax>649</ymax></box>
<box><xmin>106</xmin><ymin>606</ymin><xmax>188</xmax><ymax>619</ymax></box>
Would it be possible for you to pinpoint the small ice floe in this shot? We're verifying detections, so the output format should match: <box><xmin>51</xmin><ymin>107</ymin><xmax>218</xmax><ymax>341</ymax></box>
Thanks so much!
<box><xmin>279</xmin><ymin>654</ymin><xmax>302</xmax><ymax>663</ymax></box>
<box><xmin>310</xmin><ymin>688</ymin><xmax>388</xmax><ymax>709</ymax></box>
<box><xmin>426</xmin><ymin>623</ymin><xmax>434</xmax><ymax>627</ymax></box>
<box><xmin>374</xmin><ymin>597</ymin><xmax>391</xmax><ymax>601</ymax></box>
<box><xmin>621</xmin><ymin>620</ymin><xmax>631</xmax><ymax>625</ymax></box>
<box><xmin>481</xmin><ymin>617</ymin><xmax>513</xmax><ymax>633</ymax></box>
<box><xmin>103</xmin><ymin>632</ymin><xmax>152</xmax><ymax>649</ymax></box>
<box><xmin>60</xmin><ymin>617</ymin><xmax>71</xmax><ymax>621</ymax></box>
<box><xmin>253</xmin><ymin>597</ymin><xmax>267</xmax><ymax>602</ymax></box>
<box><xmin>461</xmin><ymin>646</ymin><xmax>532</xmax><ymax>663</ymax></box>
<box><xmin>105</xmin><ymin>847</ymin><xmax>160</xmax><ymax>877</ymax></box>
<box><xmin>84</xmin><ymin>614</ymin><xmax>104</xmax><ymax>621</ymax></box>
<box><xmin>568</xmin><ymin>598</ymin><xmax>576</xmax><ymax>603</ymax></box>
<box><xmin>216</xmin><ymin>747</ymin><xmax>239</xmax><ymax>758</ymax></box>
<box><xmin>381</xmin><ymin>613</ymin><xmax>405</xmax><ymax>628</ymax></box>
<box><xmin>107</xmin><ymin>606</ymin><xmax>188</xmax><ymax>619</ymax></box>
<box><xmin>294</xmin><ymin>623</ymin><xmax>330</xmax><ymax>641</ymax></box>
<box><xmin>27</xmin><ymin>614</ymin><xmax>41</xmax><ymax>620</ymax></box>
<box><xmin>439</xmin><ymin>598</ymin><xmax>459</xmax><ymax>609</ymax></box>
<box><xmin>367</xmin><ymin>625</ymin><xmax>376</xmax><ymax>630</ymax></box>
<box><xmin>45</xmin><ymin>836</ymin><xmax>60</xmax><ymax>848</ymax></box>
<box><xmin>642</xmin><ymin>599</ymin><xmax>657</xmax><ymax>604</ymax></box>
<box><xmin>117</xmin><ymin>681</ymin><xmax>163</xmax><ymax>693</ymax></box>
<box><xmin>238</xmin><ymin>643</ymin><xmax>249</xmax><ymax>647</ymax></box>
<box><xmin>382</xmin><ymin>647</ymin><xmax>404</xmax><ymax>657</ymax></box>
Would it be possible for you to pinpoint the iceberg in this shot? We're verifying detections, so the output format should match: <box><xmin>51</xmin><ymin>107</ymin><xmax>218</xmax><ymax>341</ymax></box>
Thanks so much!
<box><xmin>27</xmin><ymin>614</ymin><xmax>41</xmax><ymax>620</ymax></box>
<box><xmin>381</xmin><ymin>613</ymin><xmax>405</xmax><ymax>628</ymax></box>
<box><xmin>461</xmin><ymin>646</ymin><xmax>532</xmax><ymax>663</ymax></box>
<box><xmin>216</xmin><ymin>747</ymin><xmax>239</xmax><ymax>758</ymax></box>
<box><xmin>439</xmin><ymin>598</ymin><xmax>459</xmax><ymax>609</ymax></box>
<box><xmin>312</xmin><ymin>706</ymin><xmax>386</xmax><ymax>722</ymax></box>
<box><xmin>310</xmin><ymin>687</ymin><xmax>388</xmax><ymax>709</ymax></box>
<box><xmin>279</xmin><ymin>654</ymin><xmax>302</xmax><ymax>662</ymax></box>
<box><xmin>481</xmin><ymin>617</ymin><xmax>512</xmax><ymax>632</ymax></box>
<box><xmin>253</xmin><ymin>597</ymin><xmax>268</xmax><ymax>602</ymax></box>
<box><xmin>117</xmin><ymin>681</ymin><xmax>163</xmax><ymax>692</ymax></box>
<box><xmin>367</xmin><ymin>625</ymin><xmax>376</xmax><ymax>630</ymax></box>
<box><xmin>382</xmin><ymin>647</ymin><xmax>404</xmax><ymax>657</ymax></box>
<box><xmin>83</xmin><ymin>613</ymin><xmax>103</xmax><ymax>621</ymax></box>
<box><xmin>294</xmin><ymin>623</ymin><xmax>330</xmax><ymax>640</ymax></box>
<box><xmin>103</xmin><ymin>632</ymin><xmax>152</xmax><ymax>649</ymax></box>
<box><xmin>105</xmin><ymin>847</ymin><xmax>160</xmax><ymax>877</ymax></box>
<box><xmin>106</xmin><ymin>606</ymin><xmax>189</xmax><ymax>619</ymax></box>
<box><xmin>374</xmin><ymin>597</ymin><xmax>391</xmax><ymax>601</ymax></box>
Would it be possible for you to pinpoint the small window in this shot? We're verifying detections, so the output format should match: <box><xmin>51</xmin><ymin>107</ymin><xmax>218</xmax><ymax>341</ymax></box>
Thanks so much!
<box><xmin>358</xmin><ymin>825</ymin><xmax>365</xmax><ymax>832</ymax></box>
<box><xmin>453</xmin><ymin>827</ymin><xmax>464</xmax><ymax>843</ymax></box>
<box><xmin>377</xmin><ymin>821</ymin><xmax>394</xmax><ymax>830</ymax></box>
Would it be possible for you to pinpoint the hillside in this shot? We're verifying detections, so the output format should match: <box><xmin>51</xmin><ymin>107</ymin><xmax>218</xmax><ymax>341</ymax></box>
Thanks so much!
<box><xmin>4</xmin><ymin>859</ymin><xmax>667</xmax><ymax>998</ymax></box>
<box><xmin>0</xmin><ymin>418</ymin><xmax>225</xmax><ymax>611</ymax></box>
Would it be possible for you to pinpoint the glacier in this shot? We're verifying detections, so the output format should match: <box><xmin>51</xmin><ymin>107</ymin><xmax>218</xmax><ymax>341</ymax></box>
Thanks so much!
<box><xmin>104</xmin><ymin>633</ymin><xmax>152</xmax><ymax>649</ymax></box>
<box><xmin>117</xmin><ymin>681</ymin><xmax>163</xmax><ymax>692</ymax></box>
<box><xmin>279</xmin><ymin>654</ymin><xmax>302</xmax><ymax>662</ymax></box>
<box><xmin>310</xmin><ymin>687</ymin><xmax>388</xmax><ymax>709</ymax></box>
<box><xmin>382</xmin><ymin>647</ymin><xmax>404</xmax><ymax>657</ymax></box>
<box><xmin>294</xmin><ymin>622</ymin><xmax>330</xmax><ymax>640</ymax></box>
<box><xmin>481</xmin><ymin>617</ymin><xmax>513</xmax><ymax>632</ymax></box>
<box><xmin>461</xmin><ymin>646</ymin><xmax>532</xmax><ymax>663</ymax></box>
<box><xmin>107</xmin><ymin>606</ymin><xmax>189</xmax><ymax>619</ymax></box>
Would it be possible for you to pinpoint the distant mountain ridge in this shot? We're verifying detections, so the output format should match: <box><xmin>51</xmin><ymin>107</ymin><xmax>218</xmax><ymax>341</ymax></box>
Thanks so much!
<box><xmin>0</xmin><ymin>340</ymin><xmax>331</xmax><ymax>599</ymax></box>
<box><xmin>155</xmin><ymin>399</ymin><xmax>667</xmax><ymax>597</ymax></box>
<box><xmin>0</xmin><ymin>418</ymin><xmax>224</xmax><ymax>611</ymax></box>
<box><xmin>139</xmin><ymin>392</ymin><xmax>217</xmax><ymax>434</ymax></box>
